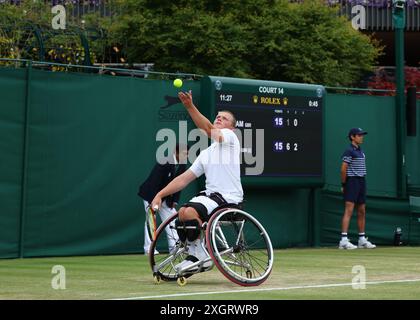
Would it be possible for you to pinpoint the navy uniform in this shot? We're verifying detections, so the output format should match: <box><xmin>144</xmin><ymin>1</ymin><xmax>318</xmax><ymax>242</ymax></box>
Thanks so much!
<box><xmin>339</xmin><ymin>128</ymin><xmax>376</xmax><ymax>250</ymax></box>
<box><xmin>341</xmin><ymin>141</ymin><xmax>367</xmax><ymax>204</ymax></box>
<box><xmin>138</xmin><ymin>154</ymin><xmax>186</xmax><ymax>254</ymax></box>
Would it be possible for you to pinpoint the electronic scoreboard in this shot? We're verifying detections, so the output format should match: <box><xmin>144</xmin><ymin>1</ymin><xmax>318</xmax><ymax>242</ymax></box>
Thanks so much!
<box><xmin>200</xmin><ymin>76</ymin><xmax>325</xmax><ymax>186</ymax></box>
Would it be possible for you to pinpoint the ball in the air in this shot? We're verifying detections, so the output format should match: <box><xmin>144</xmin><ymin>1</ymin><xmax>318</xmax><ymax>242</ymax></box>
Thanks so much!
<box><xmin>173</xmin><ymin>78</ymin><xmax>183</xmax><ymax>88</ymax></box>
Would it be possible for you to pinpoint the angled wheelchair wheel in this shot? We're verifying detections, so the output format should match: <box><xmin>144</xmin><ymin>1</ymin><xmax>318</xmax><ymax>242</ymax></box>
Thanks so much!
<box><xmin>149</xmin><ymin>212</ymin><xmax>192</xmax><ymax>281</ymax></box>
<box><xmin>205</xmin><ymin>208</ymin><xmax>274</xmax><ymax>286</ymax></box>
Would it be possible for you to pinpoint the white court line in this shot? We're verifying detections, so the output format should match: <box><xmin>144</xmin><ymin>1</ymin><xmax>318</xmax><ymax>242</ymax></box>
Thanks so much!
<box><xmin>110</xmin><ymin>278</ymin><xmax>420</xmax><ymax>300</ymax></box>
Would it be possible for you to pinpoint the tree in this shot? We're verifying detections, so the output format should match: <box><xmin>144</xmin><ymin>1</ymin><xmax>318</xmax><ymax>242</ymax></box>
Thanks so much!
<box><xmin>248</xmin><ymin>1</ymin><xmax>383</xmax><ymax>86</ymax></box>
<box><xmin>103</xmin><ymin>0</ymin><xmax>382</xmax><ymax>86</ymax></box>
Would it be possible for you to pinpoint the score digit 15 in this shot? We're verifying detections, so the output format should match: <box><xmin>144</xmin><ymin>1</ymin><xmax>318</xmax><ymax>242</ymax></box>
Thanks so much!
<box><xmin>274</xmin><ymin>117</ymin><xmax>283</xmax><ymax>127</ymax></box>
<box><xmin>273</xmin><ymin>141</ymin><xmax>299</xmax><ymax>152</ymax></box>
<box><xmin>274</xmin><ymin>117</ymin><xmax>299</xmax><ymax>127</ymax></box>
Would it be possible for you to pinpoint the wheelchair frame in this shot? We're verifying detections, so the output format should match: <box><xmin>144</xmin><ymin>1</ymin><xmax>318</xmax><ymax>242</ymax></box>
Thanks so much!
<box><xmin>149</xmin><ymin>204</ymin><xmax>274</xmax><ymax>287</ymax></box>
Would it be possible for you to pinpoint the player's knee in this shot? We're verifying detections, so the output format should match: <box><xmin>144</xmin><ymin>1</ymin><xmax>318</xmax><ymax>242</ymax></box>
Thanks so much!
<box><xmin>178</xmin><ymin>207</ymin><xmax>187</xmax><ymax>221</ymax></box>
<box><xmin>178</xmin><ymin>207</ymin><xmax>186</xmax><ymax>216</ymax></box>
<box><xmin>344</xmin><ymin>209</ymin><xmax>353</xmax><ymax>216</ymax></box>
<box><xmin>179</xmin><ymin>207</ymin><xmax>199</xmax><ymax>222</ymax></box>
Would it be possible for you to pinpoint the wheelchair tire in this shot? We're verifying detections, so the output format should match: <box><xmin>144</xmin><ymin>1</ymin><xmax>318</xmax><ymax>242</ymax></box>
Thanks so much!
<box><xmin>206</xmin><ymin>208</ymin><xmax>274</xmax><ymax>286</ymax></box>
<box><xmin>149</xmin><ymin>212</ymin><xmax>193</xmax><ymax>281</ymax></box>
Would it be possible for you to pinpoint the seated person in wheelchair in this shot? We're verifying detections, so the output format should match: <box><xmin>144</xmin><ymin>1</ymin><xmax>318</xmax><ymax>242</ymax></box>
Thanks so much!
<box><xmin>151</xmin><ymin>90</ymin><xmax>243</xmax><ymax>272</ymax></box>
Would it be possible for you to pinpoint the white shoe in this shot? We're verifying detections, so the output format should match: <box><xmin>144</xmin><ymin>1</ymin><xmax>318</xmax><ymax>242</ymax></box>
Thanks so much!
<box><xmin>339</xmin><ymin>239</ymin><xmax>357</xmax><ymax>250</ymax></box>
<box><xmin>174</xmin><ymin>255</ymin><xmax>213</xmax><ymax>272</ymax></box>
<box><xmin>358</xmin><ymin>238</ymin><xmax>376</xmax><ymax>249</ymax></box>
<box><xmin>175</xmin><ymin>239</ymin><xmax>213</xmax><ymax>272</ymax></box>
<box><xmin>175</xmin><ymin>255</ymin><xmax>197</xmax><ymax>271</ymax></box>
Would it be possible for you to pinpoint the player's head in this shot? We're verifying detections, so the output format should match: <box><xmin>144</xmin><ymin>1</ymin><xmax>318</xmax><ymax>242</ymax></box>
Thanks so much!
<box><xmin>214</xmin><ymin>110</ymin><xmax>236</xmax><ymax>129</ymax></box>
<box><xmin>348</xmin><ymin>127</ymin><xmax>367</xmax><ymax>144</ymax></box>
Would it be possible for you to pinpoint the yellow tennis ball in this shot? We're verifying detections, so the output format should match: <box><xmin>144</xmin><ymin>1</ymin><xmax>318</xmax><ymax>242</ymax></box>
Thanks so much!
<box><xmin>173</xmin><ymin>78</ymin><xmax>183</xmax><ymax>88</ymax></box>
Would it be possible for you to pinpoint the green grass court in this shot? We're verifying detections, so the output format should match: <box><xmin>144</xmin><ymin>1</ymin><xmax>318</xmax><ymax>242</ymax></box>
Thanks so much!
<box><xmin>0</xmin><ymin>247</ymin><xmax>419</xmax><ymax>300</ymax></box>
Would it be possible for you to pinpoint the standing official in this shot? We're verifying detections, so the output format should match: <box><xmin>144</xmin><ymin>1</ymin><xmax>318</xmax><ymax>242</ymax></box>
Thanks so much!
<box><xmin>138</xmin><ymin>144</ymin><xmax>188</xmax><ymax>255</ymax></box>
<box><xmin>339</xmin><ymin>128</ymin><xmax>376</xmax><ymax>250</ymax></box>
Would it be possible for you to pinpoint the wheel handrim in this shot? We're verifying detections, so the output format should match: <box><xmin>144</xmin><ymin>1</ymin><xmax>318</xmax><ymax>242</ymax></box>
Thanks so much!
<box><xmin>207</xmin><ymin>209</ymin><xmax>274</xmax><ymax>285</ymax></box>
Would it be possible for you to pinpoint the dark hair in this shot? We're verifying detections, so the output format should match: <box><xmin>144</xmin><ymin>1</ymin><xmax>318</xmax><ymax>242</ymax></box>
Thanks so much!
<box><xmin>348</xmin><ymin>134</ymin><xmax>362</xmax><ymax>142</ymax></box>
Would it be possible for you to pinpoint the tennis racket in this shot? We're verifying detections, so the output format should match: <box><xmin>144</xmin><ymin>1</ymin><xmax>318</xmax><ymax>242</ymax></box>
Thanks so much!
<box><xmin>146</xmin><ymin>205</ymin><xmax>158</xmax><ymax>241</ymax></box>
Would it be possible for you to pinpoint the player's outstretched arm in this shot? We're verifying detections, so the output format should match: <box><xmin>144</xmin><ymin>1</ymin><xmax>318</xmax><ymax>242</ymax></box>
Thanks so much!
<box><xmin>151</xmin><ymin>169</ymin><xmax>196</xmax><ymax>210</ymax></box>
<box><xmin>178</xmin><ymin>91</ymin><xmax>224</xmax><ymax>142</ymax></box>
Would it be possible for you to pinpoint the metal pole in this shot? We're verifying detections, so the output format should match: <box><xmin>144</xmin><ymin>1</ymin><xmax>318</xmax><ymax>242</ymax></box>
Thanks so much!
<box><xmin>19</xmin><ymin>60</ymin><xmax>32</xmax><ymax>258</ymax></box>
<box><xmin>78</xmin><ymin>29</ymin><xmax>92</xmax><ymax>67</ymax></box>
<box><xmin>393</xmin><ymin>1</ymin><xmax>407</xmax><ymax>198</ymax></box>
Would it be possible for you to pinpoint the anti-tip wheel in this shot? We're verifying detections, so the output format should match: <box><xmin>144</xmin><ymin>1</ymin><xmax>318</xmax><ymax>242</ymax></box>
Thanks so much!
<box><xmin>153</xmin><ymin>274</ymin><xmax>161</xmax><ymax>284</ymax></box>
<box><xmin>177</xmin><ymin>276</ymin><xmax>187</xmax><ymax>286</ymax></box>
<box><xmin>246</xmin><ymin>270</ymin><xmax>253</xmax><ymax>279</ymax></box>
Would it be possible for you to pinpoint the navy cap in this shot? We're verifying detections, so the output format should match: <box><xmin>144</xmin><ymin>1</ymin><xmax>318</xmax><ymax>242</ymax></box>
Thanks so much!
<box><xmin>348</xmin><ymin>127</ymin><xmax>368</xmax><ymax>138</ymax></box>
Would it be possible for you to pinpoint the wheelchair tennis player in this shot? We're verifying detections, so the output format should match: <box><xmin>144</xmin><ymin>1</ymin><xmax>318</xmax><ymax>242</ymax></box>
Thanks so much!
<box><xmin>151</xmin><ymin>90</ymin><xmax>243</xmax><ymax>273</ymax></box>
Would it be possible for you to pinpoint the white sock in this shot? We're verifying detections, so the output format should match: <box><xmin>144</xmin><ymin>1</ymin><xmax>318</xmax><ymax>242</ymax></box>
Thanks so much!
<box><xmin>341</xmin><ymin>233</ymin><xmax>348</xmax><ymax>241</ymax></box>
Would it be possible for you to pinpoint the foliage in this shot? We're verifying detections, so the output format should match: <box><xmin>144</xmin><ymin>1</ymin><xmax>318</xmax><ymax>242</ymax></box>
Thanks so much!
<box><xmin>0</xmin><ymin>0</ymin><xmax>383</xmax><ymax>84</ymax></box>
<box><xmin>368</xmin><ymin>66</ymin><xmax>420</xmax><ymax>98</ymax></box>
<box><xmin>0</xmin><ymin>0</ymin><xmax>97</xmax><ymax>68</ymax></box>
<box><xmin>102</xmin><ymin>0</ymin><xmax>383</xmax><ymax>86</ymax></box>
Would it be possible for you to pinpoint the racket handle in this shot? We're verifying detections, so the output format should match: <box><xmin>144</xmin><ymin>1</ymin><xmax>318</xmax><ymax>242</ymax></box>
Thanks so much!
<box><xmin>153</xmin><ymin>205</ymin><xmax>159</xmax><ymax>211</ymax></box>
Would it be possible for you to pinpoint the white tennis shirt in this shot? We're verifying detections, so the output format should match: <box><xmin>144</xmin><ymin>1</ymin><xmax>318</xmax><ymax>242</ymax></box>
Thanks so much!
<box><xmin>189</xmin><ymin>128</ymin><xmax>243</xmax><ymax>204</ymax></box>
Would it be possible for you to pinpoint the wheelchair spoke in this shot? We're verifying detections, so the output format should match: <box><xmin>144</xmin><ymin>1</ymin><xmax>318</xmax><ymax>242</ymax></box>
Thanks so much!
<box><xmin>208</xmin><ymin>208</ymin><xmax>273</xmax><ymax>285</ymax></box>
<box><xmin>235</xmin><ymin>220</ymin><xmax>245</xmax><ymax>246</ymax></box>
<box><xmin>217</xmin><ymin>247</ymin><xmax>234</xmax><ymax>256</ymax></box>
<box><xmin>150</xmin><ymin>212</ymin><xmax>195</xmax><ymax>281</ymax></box>
<box><xmin>243</xmin><ymin>251</ymin><xmax>266</xmax><ymax>276</ymax></box>
<box><xmin>224</xmin><ymin>258</ymin><xmax>251</xmax><ymax>269</ymax></box>
<box><xmin>154</xmin><ymin>246</ymin><xmax>186</xmax><ymax>273</ymax></box>
<box><xmin>215</xmin><ymin>225</ymin><xmax>230</xmax><ymax>250</ymax></box>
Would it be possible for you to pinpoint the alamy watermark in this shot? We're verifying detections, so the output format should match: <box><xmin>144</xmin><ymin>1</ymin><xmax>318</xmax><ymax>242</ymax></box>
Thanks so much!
<box><xmin>51</xmin><ymin>5</ymin><xmax>66</xmax><ymax>30</ymax></box>
<box><xmin>51</xmin><ymin>265</ymin><xmax>66</xmax><ymax>290</ymax></box>
<box><xmin>351</xmin><ymin>5</ymin><xmax>366</xmax><ymax>30</ymax></box>
<box><xmin>352</xmin><ymin>265</ymin><xmax>366</xmax><ymax>289</ymax></box>
<box><xmin>155</xmin><ymin>121</ymin><xmax>265</xmax><ymax>175</ymax></box>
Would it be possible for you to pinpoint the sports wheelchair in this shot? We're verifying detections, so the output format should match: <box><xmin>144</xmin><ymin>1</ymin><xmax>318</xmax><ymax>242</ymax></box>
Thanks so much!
<box><xmin>149</xmin><ymin>203</ymin><xmax>274</xmax><ymax>286</ymax></box>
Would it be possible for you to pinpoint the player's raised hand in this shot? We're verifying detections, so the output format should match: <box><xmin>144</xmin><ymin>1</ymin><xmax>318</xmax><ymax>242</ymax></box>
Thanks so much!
<box><xmin>178</xmin><ymin>90</ymin><xmax>194</xmax><ymax>109</ymax></box>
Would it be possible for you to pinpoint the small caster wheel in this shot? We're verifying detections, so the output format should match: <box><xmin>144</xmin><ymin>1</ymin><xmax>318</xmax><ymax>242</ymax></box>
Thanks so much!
<box><xmin>246</xmin><ymin>270</ymin><xmax>252</xmax><ymax>279</ymax></box>
<box><xmin>153</xmin><ymin>274</ymin><xmax>161</xmax><ymax>284</ymax></box>
<box><xmin>177</xmin><ymin>276</ymin><xmax>187</xmax><ymax>286</ymax></box>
